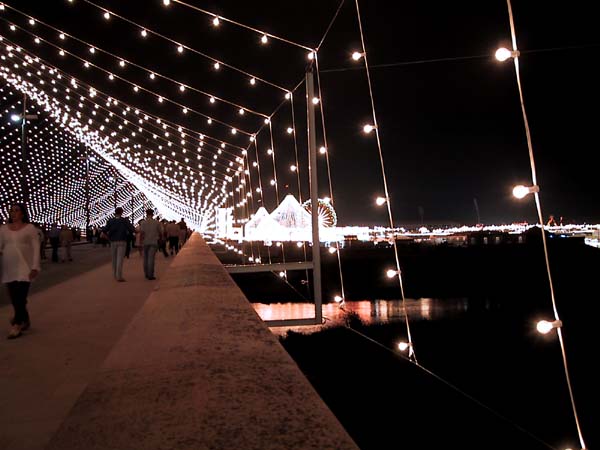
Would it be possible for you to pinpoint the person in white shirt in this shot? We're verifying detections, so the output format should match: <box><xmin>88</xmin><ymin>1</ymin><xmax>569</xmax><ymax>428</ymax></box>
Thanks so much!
<box><xmin>0</xmin><ymin>203</ymin><xmax>41</xmax><ymax>339</ymax></box>
<box><xmin>139</xmin><ymin>209</ymin><xmax>162</xmax><ymax>280</ymax></box>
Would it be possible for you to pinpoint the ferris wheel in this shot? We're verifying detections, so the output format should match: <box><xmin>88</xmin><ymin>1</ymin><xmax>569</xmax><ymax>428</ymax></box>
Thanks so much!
<box><xmin>302</xmin><ymin>198</ymin><xmax>338</xmax><ymax>227</ymax></box>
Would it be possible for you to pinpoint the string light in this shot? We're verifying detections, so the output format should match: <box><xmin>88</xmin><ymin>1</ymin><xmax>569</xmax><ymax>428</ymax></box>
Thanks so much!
<box><xmin>375</xmin><ymin>196</ymin><xmax>386</xmax><ymax>206</ymax></box>
<box><xmin>319</xmin><ymin>146</ymin><xmax>327</xmax><ymax>154</ymax></box>
<box><xmin>386</xmin><ymin>269</ymin><xmax>397</xmax><ymax>278</ymax></box>
<box><xmin>512</xmin><ymin>184</ymin><xmax>539</xmax><ymax>199</ymax></box>
<box><xmin>261</xmin><ymin>34</ymin><xmax>268</xmax><ymax>44</ymax></box>
<box><xmin>177</xmin><ymin>45</ymin><xmax>184</xmax><ymax>53</ymax></box>
<box><xmin>28</xmin><ymin>18</ymin><xmax>36</xmax><ymax>26</ymax></box>
<box><xmin>286</xmin><ymin>127</ymin><xmax>293</xmax><ymax>134</ymax></box>
<box><xmin>212</xmin><ymin>16</ymin><xmax>220</xmax><ymax>27</ymax></box>
<box><xmin>495</xmin><ymin>47</ymin><xmax>519</xmax><ymax>62</ymax></box>
<box><xmin>352</xmin><ymin>51</ymin><xmax>363</xmax><ymax>61</ymax></box>
<box><xmin>312</xmin><ymin>97</ymin><xmax>320</xmax><ymax>105</ymax></box>
<box><xmin>536</xmin><ymin>319</ymin><xmax>563</xmax><ymax>334</ymax></box>
<box><xmin>103</xmin><ymin>11</ymin><xmax>110</xmax><ymax>20</ymax></box>
<box><xmin>363</xmin><ymin>124</ymin><xmax>375</xmax><ymax>134</ymax></box>
<box><xmin>250</xmin><ymin>77</ymin><xmax>256</xmax><ymax>85</ymax></box>
<box><xmin>140</xmin><ymin>29</ymin><xmax>148</xmax><ymax>38</ymax></box>
<box><xmin>213</xmin><ymin>62</ymin><xmax>220</xmax><ymax>70</ymax></box>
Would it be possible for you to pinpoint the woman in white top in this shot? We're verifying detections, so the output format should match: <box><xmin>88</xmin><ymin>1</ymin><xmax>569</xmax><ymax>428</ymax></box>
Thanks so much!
<box><xmin>0</xmin><ymin>203</ymin><xmax>40</xmax><ymax>339</ymax></box>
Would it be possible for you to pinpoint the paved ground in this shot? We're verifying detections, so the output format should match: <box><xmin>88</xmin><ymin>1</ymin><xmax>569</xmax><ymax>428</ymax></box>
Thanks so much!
<box><xmin>0</xmin><ymin>235</ymin><xmax>358</xmax><ymax>450</ymax></box>
<box><xmin>0</xmin><ymin>247</ymin><xmax>174</xmax><ymax>450</ymax></box>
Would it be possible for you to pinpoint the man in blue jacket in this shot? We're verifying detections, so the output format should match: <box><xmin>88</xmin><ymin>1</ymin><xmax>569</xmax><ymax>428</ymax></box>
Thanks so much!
<box><xmin>102</xmin><ymin>207</ymin><xmax>135</xmax><ymax>281</ymax></box>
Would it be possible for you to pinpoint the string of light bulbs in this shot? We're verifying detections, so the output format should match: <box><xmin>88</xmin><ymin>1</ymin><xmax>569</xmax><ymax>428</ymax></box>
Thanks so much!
<box><xmin>0</xmin><ymin>19</ymin><xmax>258</xmax><ymax>139</ymax></box>
<box><xmin>0</xmin><ymin>5</ymin><xmax>272</xmax><ymax>119</ymax></box>
<box><xmin>500</xmin><ymin>1</ymin><xmax>587</xmax><ymax>448</ymax></box>
<box><xmin>64</xmin><ymin>0</ymin><xmax>291</xmax><ymax>92</ymax></box>
<box><xmin>351</xmin><ymin>0</ymin><xmax>417</xmax><ymax>361</ymax></box>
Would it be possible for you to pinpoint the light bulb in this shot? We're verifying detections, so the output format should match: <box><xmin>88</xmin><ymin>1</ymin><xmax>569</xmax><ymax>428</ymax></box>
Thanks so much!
<box><xmin>495</xmin><ymin>47</ymin><xmax>512</xmax><ymax>62</ymax></box>
<box><xmin>207</xmin><ymin>118</ymin><xmax>212</xmax><ymax>124</ymax></box>
<box><xmin>328</xmin><ymin>247</ymin><xmax>337</xmax><ymax>254</ymax></box>
<box><xmin>536</xmin><ymin>320</ymin><xmax>553</xmax><ymax>334</ymax></box>
<box><xmin>386</xmin><ymin>269</ymin><xmax>397</xmax><ymax>278</ymax></box>
<box><xmin>163</xmin><ymin>0</ymin><xmax>170</xmax><ymax>5</ymax></box>
<box><xmin>270</xmin><ymin>179</ymin><xmax>275</xmax><ymax>185</ymax></box>
<box><xmin>352</xmin><ymin>51</ymin><xmax>363</xmax><ymax>61</ymax></box>
<box><xmin>177</xmin><ymin>45</ymin><xmax>184</xmax><ymax>53</ymax></box>
<box><xmin>209</xmin><ymin>97</ymin><xmax>215</xmax><ymax>103</ymax></box>
<box><xmin>231</xmin><ymin>128</ymin><xmax>237</xmax><ymax>135</ymax></box>
<box><xmin>397</xmin><ymin>341</ymin><xmax>410</xmax><ymax>352</ymax></box>
<box><xmin>239</xmin><ymin>108</ymin><xmax>245</xmax><ymax>115</ymax></box>
<box><xmin>103</xmin><ymin>11</ymin><xmax>110</xmax><ymax>20</ymax></box>
<box><xmin>376</xmin><ymin>197</ymin><xmax>386</xmax><ymax>206</ymax></box>
<box><xmin>279</xmin><ymin>271</ymin><xmax>285</xmax><ymax>278</ymax></box>
<box><xmin>296</xmin><ymin>242</ymin><xmax>303</xmax><ymax>247</ymax></box>
<box><xmin>261</xmin><ymin>34</ymin><xmax>268</xmax><ymax>44</ymax></box>
<box><xmin>89</xmin><ymin>47</ymin><xmax>95</xmax><ymax>54</ymax></box>
<box><xmin>213</xmin><ymin>17</ymin><xmax>220</xmax><ymax>26</ymax></box>
<box><xmin>319</xmin><ymin>146</ymin><xmax>327</xmax><ymax>154</ymax></box>
<box><xmin>312</xmin><ymin>97</ymin><xmax>320</xmax><ymax>105</ymax></box>
<box><xmin>513</xmin><ymin>184</ymin><xmax>539</xmax><ymax>199</ymax></box>
<box><xmin>307</xmin><ymin>51</ymin><xmax>315</xmax><ymax>60</ymax></box>
<box><xmin>290</xmin><ymin>165</ymin><xmax>297</xmax><ymax>172</ymax></box>
<box><xmin>334</xmin><ymin>295</ymin><xmax>343</xmax><ymax>303</ymax></box>
<box><xmin>59</xmin><ymin>33</ymin><xmax>65</xmax><ymax>39</ymax></box>
<box><xmin>140</xmin><ymin>29</ymin><xmax>147</xmax><ymax>37</ymax></box>
<box><xmin>264</xmin><ymin>118</ymin><xmax>270</xmax><ymax>124</ymax></box>
<box><xmin>287</xmin><ymin>127</ymin><xmax>294</xmax><ymax>134</ymax></box>
<box><xmin>119</xmin><ymin>60</ymin><xmax>125</xmax><ymax>67</ymax></box>
<box><xmin>214</xmin><ymin>62</ymin><xmax>220</xmax><ymax>70</ymax></box>
<box><xmin>29</xmin><ymin>18</ymin><xmax>35</xmax><ymax>26</ymax></box>
<box><xmin>363</xmin><ymin>124</ymin><xmax>374</xmax><ymax>134</ymax></box>
<box><xmin>179</xmin><ymin>84</ymin><xmax>185</xmax><ymax>92</ymax></box>
<box><xmin>10</xmin><ymin>114</ymin><xmax>21</xmax><ymax>122</ymax></box>
<box><xmin>250</xmin><ymin>77</ymin><xmax>256</xmax><ymax>85</ymax></box>
<box><xmin>285</xmin><ymin>92</ymin><xmax>292</xmax><ymax>100</ymax></box>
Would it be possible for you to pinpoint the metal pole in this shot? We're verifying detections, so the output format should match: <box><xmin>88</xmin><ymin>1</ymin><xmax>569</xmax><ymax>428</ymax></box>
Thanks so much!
<box><xmin>21</xmin><ymin>93</ymin><xmax>29</xmax><ymax>205</ymax></box>
<box><xmin>306</xmin><ymin>68</ymin><xmax>322</xmax><ymax>324</ymax></box>
<box><xmin>85</xmin><ymin>148</ymin><xmax>90</xmax><ymax>232</ymax></box>
<box><xmin>131</xmin><ymin>189</ymin><xmax>135</xmax><ymax>224</ymax></box>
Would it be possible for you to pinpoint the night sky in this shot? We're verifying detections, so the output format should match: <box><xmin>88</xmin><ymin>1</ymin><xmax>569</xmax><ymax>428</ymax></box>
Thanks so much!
<box><xmin>2</xmin><ymin>1</ymin><xmax>599</xmax><ymax>226</ymax></box>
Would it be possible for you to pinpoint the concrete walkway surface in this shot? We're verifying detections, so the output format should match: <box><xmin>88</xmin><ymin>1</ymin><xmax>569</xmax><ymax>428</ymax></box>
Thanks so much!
<box><xmin>1</xmin><ymin>235</ymin><xmax>358</xmax><ymax>450</ymax></box>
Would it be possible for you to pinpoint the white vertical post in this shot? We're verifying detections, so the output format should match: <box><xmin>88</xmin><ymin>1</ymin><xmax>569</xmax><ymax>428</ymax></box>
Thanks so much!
<box><xmin>306</xmin><ymin>68</ymin><xmax>322</xmax><ymax>324</ymax></box>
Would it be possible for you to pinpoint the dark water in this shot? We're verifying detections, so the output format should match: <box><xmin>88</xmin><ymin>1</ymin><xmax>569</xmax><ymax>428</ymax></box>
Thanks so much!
<box><xmin>221</xmin><ymin>239</ymin><xmax>597</xmax><ymax>449</ymax></box>
<box><xmin>277</xmin><ymin>296</ymin><xmax>595</xmax><ymax>450</ymax></box>
<box><xmin>252</xmin><ymin>297</ymin><xmax>473</xmax><ymax>333</ymax></box>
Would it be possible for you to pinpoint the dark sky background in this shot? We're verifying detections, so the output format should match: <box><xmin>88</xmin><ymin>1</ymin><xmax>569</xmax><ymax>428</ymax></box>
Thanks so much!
<box><xmin>2</xmin><ymin>0</ymin><xmax>599</xmax><ymax>226</ymax></box>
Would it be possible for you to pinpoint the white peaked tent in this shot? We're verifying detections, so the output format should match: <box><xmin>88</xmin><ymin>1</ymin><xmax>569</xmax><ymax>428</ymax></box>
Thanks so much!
<box><xmin>245</xmin><ymin>207</ymin><xmax>288</xmax><ymax>240</ymax></box>
<box><xmin>270</xmin><ymin>194</ymin><xmax>312</xmax><ymax>229</ymax></box>
<box><xmin>245</xmin><ymin>207</ymin><xmax>271</xmax><ymax>232</ymax></box>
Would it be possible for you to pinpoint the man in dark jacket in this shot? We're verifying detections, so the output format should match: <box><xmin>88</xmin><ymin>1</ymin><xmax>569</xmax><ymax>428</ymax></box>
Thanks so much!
<box><xmin>102</xmin><ymin>207</ymin><xmax>135</xmax><ymax>281</ymax></box>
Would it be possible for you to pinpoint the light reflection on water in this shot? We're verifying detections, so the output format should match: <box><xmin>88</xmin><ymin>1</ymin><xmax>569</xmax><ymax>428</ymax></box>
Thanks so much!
<box><xmin>252</xmin><ymin>298</ymin><xmax>470</xmax><ymax>334</ymax></box>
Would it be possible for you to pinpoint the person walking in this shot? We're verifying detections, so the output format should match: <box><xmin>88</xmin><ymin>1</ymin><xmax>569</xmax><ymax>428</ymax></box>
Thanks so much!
<box><xmin>139</xmin><ymin>209</ymin><xmax>162</xmax><ymax>280</ymax></box>
<box><xmin>59</xmin><ymin>224</ymin><xmax>74</xmax><ymax>262</ymax></box>
<box><xmin>102</xmin><ymin>207</ymin><xmax>135</xmax><ymax>282</ymax></box>
<box><xmin>135</xmin><ymin>219</ymin><xmax>145</xmax><ymax>257</ymax></box>
<box><xmin>0</xmin><ymin>203</ymin><xmax>41</xmax><ymax>339</ymax></box>
<box><xmin>48</xmin><ymin>223</ymin><xmax>60</xmax><ymax>262</ymax></box>
<box><xmin>167</xmin><ymin>221</ymin><xmax>180</xmax><ymax>255</ymax></box>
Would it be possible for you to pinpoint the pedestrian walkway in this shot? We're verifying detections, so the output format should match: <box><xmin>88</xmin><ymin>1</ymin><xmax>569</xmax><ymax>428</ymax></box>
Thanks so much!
<box><xmin>1</xmin><ymin>234</ymin><xmax>358</xmax><ymax>450</ymax></box>
<box><xmin>0</xmin><ymin>249</ymin><xmax>171</xmax><ymax>450</ymax></box>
